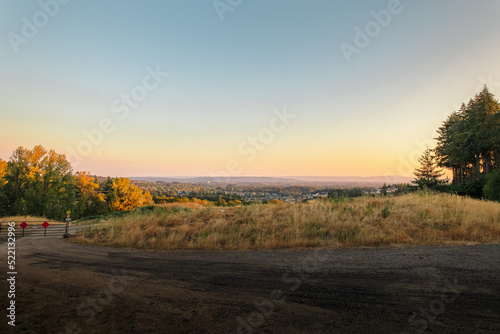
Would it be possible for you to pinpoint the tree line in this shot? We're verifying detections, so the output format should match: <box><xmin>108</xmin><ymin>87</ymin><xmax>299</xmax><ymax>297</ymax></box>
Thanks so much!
<box><xmin>436</xmin><ymin>86</ymin><xmax>500</xmax><ymax>182</ymax></box>
<box><xmin>0</xmin><ymin>145</ymin><xmax>152</xmax><ymax>220</ymax></box>
<box><xmin>413</xmin><ymin>86</ymin><xmax>500</xmax><ymax>201</ymax></box>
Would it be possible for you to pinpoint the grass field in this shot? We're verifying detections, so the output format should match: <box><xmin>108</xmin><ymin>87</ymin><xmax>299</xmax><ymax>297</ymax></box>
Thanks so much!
<box><xmin>71</xmin><ymin>192</ymin><xmax>500</xmax><ymax>250</ymax></box>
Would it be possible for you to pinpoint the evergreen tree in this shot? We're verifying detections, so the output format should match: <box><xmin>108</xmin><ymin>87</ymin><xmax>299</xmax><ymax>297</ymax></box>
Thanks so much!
<box><xmin>412</xmin><ymin>149</ymin><xmax>448</xmax><ymax>189</ymax></box>
<box><xmin>436</xmin><ymin>86</ymin><xmax>500</xmax><ymax>184</ymax></box>
<box><xmin>484</xmin><ymin>169</ymin><xmax>500</xmax><ymax>202</ymax></box>
<box><xmin>380</xmin><ymin>183</ymin><xmax>388</xmax><ymax>196</ymax></box>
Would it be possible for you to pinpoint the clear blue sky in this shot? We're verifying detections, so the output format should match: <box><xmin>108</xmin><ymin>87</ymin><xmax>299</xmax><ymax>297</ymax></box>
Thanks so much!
<box><xmin>1</xmin><ymin>0</ymin><xmax>500</xmax><ymax>177</ymax></box>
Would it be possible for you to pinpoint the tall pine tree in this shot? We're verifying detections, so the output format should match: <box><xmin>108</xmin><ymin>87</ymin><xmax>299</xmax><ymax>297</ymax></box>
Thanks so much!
<box><xmin>435</xmin><ymin>86</ymin><xmax>500</xmax><ymax>184</ymax></box>
<box><xmin>412</xmin><ymin>149</ymin><xmax>448</xmax><ymax>189</ymax></box>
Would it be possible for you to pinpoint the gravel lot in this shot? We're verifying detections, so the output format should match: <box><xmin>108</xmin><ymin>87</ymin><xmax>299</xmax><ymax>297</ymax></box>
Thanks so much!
<box><xmin>1</xmin><ymin>230</ymin><xmax>499</xmax><ymax>333</ymax></box>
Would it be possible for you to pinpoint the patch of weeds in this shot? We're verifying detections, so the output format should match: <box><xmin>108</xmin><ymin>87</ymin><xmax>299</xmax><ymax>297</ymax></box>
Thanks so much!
<box><xmin>199</xmin><ymin>229</ymin><xmax>209</xmax><ymax>239</ymax></box>
<box><xmin>316</xmin><ymin>229</ymin><xmax>331</xmax><ymax>239</ymax></box>
<box><xmin>418</xmin><ymin>189</ymin><xmax>433</xmax><ymax>197</ymax></box>
<box><xmin>306</xmin><ymin>222</ymin><xmax>321</xmax><ymax>235</ymax></box>
<box><xmin>333</xmin><ymin>229</ymin><xmax>359</xmax><ymax>244</ymax></box>
<box><xmin>418</xmin><ymin>209</ymin><xmax>430</xmax><ymax>220</ymax></box>
<box><xmin>331</xmin><ymin>197</ymin><xmax>351</xmax><ymax>203</ymax></box>
<box><xmin>381</xmin><ymin>206</ymin><xmax>390</xmax><ymax>218</ymax></box>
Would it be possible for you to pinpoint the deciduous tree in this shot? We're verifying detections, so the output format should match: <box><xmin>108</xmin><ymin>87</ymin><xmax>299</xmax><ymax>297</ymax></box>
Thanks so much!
<box><xmin>74</xmin><ymin>171</ymin><xmax>108</xmax><ymax>217</ymax></box>
<box><xmin>107</xmin><ymin>177</ymin><xmax>152</xmax><ymax>211</ymax></box>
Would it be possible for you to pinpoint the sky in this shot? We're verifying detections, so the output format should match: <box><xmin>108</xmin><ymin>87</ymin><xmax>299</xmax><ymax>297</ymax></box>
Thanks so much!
<box><xmin>1</xmin><ymin>0</ymin><xmax>500</xmax><ymax>178</ymax></box>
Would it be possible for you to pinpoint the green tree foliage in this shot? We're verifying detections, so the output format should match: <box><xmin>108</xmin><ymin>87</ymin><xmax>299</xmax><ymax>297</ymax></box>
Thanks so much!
<box><xmin>436</xmin><ymin>86</ymin><xmax>500</xmax><ymax>184</ymax></box>
<box><xmin>380</xmin><ymin>183</ymin><xmax>388</xmax><ymax>196</ymax></box>
<box><xmin>2</xmin><ymin>145</ymin><xmax>76</xmax><ymax>219</ymax></box>
<box><xmin>483</xmin><ymin>169</ymin><xmax>500</xmax><ymax>201</ymax></box>
<box><xmin>412</xmin><ymin>148</ymin><xmax>448</xmax><ymax>190</ymax></box>
<box><xmin>0</xmin><ymin>159</ymin><xmax>8</xmax><ymax>214</ymax></box>
<box><xmin>74</xmin><ymin>171</ymin><xmax>109</xmax><ymax>217</ymax></box>
<box><xmin>328</xmin><ymin>187</ymin><xmax>364</xmax><ymax>199</ymax></box>
<box><xmin>0</xmin><ymin>146</ymin><xmax>152</xmax><ymax>219</ymax></box>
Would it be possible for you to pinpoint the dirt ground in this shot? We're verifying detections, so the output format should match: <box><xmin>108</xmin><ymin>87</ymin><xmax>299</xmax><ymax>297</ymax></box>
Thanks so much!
<box><xmin>1</xmin><ymin>228</ymin><xmax>499</xmax><ymax>333</ymax></box>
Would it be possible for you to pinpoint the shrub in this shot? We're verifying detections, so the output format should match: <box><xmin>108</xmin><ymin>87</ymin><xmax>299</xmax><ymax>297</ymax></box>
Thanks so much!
<box><xmin>484</xmin><ymin>169</ymin><xmax>500</xmax><ymax>202</ymax></box>
<box><xmin>440</xmin><ymin>176</ymin><xmax>487</xmax><ymax>199</ymax></box>
<box><xmin>381</xmin><ymin>206</ymin><xmax>390</xmax><ymax>218</ymax></box>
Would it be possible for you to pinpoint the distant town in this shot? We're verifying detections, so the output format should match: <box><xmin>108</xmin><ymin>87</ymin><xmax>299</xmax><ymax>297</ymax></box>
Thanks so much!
<box><xmin>130</xmin><ymin>177</ymin><xmax>410</xmax><ymax>204</ymax></box>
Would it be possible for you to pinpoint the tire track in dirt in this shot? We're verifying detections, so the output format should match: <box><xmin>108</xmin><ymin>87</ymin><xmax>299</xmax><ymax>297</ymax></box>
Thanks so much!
<box><xmin>1</xmin><ymin>234</ymin><xmax>499</xmax><ymax>333</ymax></box>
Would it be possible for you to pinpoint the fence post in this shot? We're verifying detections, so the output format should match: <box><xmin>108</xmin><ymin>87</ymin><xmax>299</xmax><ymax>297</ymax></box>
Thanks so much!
<box><xmin>65</xmin><ymin>210</ymin><xmax>71</xmax><ymax>235</ymax></box>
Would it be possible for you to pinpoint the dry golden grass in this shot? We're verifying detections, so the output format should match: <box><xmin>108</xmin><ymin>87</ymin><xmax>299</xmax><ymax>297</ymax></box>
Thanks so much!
<box><xmin>0</xmin><ymin>216</ymin><xmax>64</xmax><ymax>224</ymax></box>
<box><xmin>73</xmin><ymin>193</ymin><xmax>500</xmax><ymax>250</ymax></box>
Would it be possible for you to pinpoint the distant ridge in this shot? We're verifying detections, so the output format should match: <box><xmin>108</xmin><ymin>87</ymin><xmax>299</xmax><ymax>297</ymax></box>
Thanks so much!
<box><xmin>129</xmin><ymin>175</ymin><xmax>412</xmax><ymax>187</ymax></box>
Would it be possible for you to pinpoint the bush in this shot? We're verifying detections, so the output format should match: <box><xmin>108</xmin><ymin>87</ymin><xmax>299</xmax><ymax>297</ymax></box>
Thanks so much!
<box><xmin>484</xmin><ymin>169</ymin><xmax>500</xmax><ymax>202</ymax></box>
<box><xmin>439</xmin><ymin>176</ymin><xmax>487</xmax><ymax>199</ymax></box>
<box><xmin>328</xmin><ymin>188</ymin><xmax>363</xmax><ymax>199</ymax></box>
<box><xmin>381</xmin><ymin>206</ymin><xmax>390</xmax><ymax>218</ymax></box>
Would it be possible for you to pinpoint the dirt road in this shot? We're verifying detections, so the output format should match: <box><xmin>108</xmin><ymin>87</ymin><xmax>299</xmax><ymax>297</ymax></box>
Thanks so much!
<box><xmin>1</xmin><ymin>230</ymin><xmax>499</xmax><ymax>333</ymax></box>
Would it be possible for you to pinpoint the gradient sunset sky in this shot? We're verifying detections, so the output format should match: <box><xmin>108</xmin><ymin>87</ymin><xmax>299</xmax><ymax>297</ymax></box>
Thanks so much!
<box><xmin>1</xmin><ymin>0</ymin><xmax>500</xmax><ymax>177</ymax></box>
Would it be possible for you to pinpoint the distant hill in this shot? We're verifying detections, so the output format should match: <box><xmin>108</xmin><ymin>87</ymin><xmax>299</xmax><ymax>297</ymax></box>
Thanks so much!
<box><xmin>287</xmin><ymin>175</ymin><xmax>413</xmax><ymax>184</ymax></box>
<box><xmin>129</xmin><ymin>175</ymin><xmax>412</xmax><ymax>187</ymax></box>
